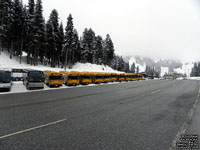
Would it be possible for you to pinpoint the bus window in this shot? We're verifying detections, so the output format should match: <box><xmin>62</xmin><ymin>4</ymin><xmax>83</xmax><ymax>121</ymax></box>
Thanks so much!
<box><xmin>49</xmin><ymin>76</ymin><xmax>63</xmax><ymax>80</ymax></box>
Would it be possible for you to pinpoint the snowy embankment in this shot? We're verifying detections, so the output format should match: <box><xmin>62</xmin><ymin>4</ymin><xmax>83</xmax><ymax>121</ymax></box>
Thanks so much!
<box><xmin>0</xmin><ymin>51</ymin><xmax>121</xmax><ymax>73</ymax></box>
<box><xmin>187</xmin><ymin>77</ymin><xmax>200</xmax><ymax>80</ymax></box>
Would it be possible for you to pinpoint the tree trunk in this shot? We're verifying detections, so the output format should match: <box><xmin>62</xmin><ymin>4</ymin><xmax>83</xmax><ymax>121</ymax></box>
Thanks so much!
<box><xmin>10</xmin><ymin>40</ymin><xmax>13</xmax><ymax>59</ymax></box>
<box><xmin>64</xmin><ymin>48</ymin><xmax>68</xmax><ymax>71</ymax></box>
<box><xmin>20</xmin><ymin>34</ymin><xmax>24</xmax><ymax>64</ymax></box>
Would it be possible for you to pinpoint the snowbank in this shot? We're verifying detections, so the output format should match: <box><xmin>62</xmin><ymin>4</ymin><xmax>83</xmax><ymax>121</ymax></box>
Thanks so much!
<box><xmin>0</xmin><ymin>51</ymin><xmax>121</xmax><ymax>73</ymax></box>
<box><xmin>188</xmin><ymin>77</ymin><xmax>200</xmax><ymax>80</ymax></box>
<box><xmin>129</xmin><ymin>57</ymin><xmax>146</xmax><ymax>72</ymax></box>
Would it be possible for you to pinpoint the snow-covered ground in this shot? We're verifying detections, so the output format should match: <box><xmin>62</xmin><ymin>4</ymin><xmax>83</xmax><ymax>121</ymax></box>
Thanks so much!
<box><xmin>0</xmin><ymin>51</ymin><xmax>121</xmax><ymax>73</ymax></box>
<box><xmin>187</xmin><ymin>77</ymin><xmax>200</xmax><ymax>80</ymax></box>
<box><xmin>174</xmin><ymin>62</ymin><xmax>193</xmax><ymax>77</ymax></box>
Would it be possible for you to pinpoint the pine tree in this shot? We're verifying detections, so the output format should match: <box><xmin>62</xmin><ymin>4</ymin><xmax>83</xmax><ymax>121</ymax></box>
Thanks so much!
<box><xmin>46</xmin><ymin>9</ymin><xmax>59</xmax><ymax>67</ymax></box>
<box><xmin>130</xmin><ymin>62</ymin><xmax>135</xmax><ymax>73</ymax></box>
<box><xmin>72</xmin><ymin>29</ymin><xmax>80</xmax><ymax>64</ymax></box>
<box><xmin>94</xmin><ymin>35</ymin><xmax>103</xmax><ymax>65</ymax></box>
<box><xmin>81</xmin><ymin>28</ymin><xmax>95</xmax><ymax>63</ymax></box>
<box><xmin>104</xmin><ymin>34</ymin><xmax>114</xmax><ymax>66</ymax></box>
<box><xmin>136</xmin><ymin>66</ymin><xmax>139</xmax><ymax>74</ymax></box>
<box><xmin>32</xmin><ymin>0</ymin><xmax>45</xmax><ymax>65</ymax></box>
<box><xmin>0</xmin><ymin>0</ymin><xmax>13</xmax><ymax>55</ymax></box>
<box><xmin>12</xmin><ymin>0</ymin><xmax>24</xmax><ymax>58</ymax></box>
<box><xmin>26</xmin><ymin>0</ymin><xmax>35</xmax><ymax>64</ymax></box>
<box><xmin>58</xmin><ymin>22</ymin><xmax>64</xmax><ymax>67</ymax></box>
<box><xmin>64</xmin><ymin>14</ymin><xmax>74</xmax><ymax>69</ymax></box>
<box><xmin>0</xmin><ymin>0</ymin><xmax>4</xmax><ymax>54</ymax></box>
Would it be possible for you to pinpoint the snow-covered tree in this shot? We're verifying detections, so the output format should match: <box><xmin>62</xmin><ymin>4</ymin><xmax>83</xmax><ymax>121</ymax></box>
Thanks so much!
<box><xmin>32</xmin><ymin>0</ymin><xmax>45</xmax><ymax>65</ymax></box>
<box><xmin>64</xmin><ymin>14</ymin><xmax>74</xmax><ymax>69</ymax></box>
<box><xmin>130</xmin><ymin>62</ymin><xmax>136</xmax><ymax>73</ymax></box>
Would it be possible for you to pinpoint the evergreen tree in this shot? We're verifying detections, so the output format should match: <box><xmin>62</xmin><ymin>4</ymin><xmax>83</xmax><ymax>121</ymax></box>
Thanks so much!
<box><xmin>1</xmin><ymin>0</ymin><xmax>14</xmax><ymax>55</ymax></box>
<box><xmin>58</xmin><ymin>22</ymin><xmax>64</xmax><ymax>67</ymax></box>
<box><xmin>64</xmin><ymin>14</ymin><xmax>74</xmax><ymax>69</ymax></box>
<box><xmin>46</xmin><ymin>9</ymin><xmax>59</xmax><ymax>67</ymax></box>
<box><xmin>32</xmin><ymin>0</ymin><xmax>45</xmax><ymax>65</ymax></box>
<box><xmin>94</xmin><ymin>35</ymin><xmax>103</xmax><ymax>65</ymax></box>
<box><xmin>72</xmin><ymin>29</ymin><xmax>81</xmax><ymax>64</ymax></box>
<box><xmin>104</xmin><ymin>34</ymin><xmax>114</xmax><ymax>66</ymax></box>
<box><xmin>12</xmin><ymin>0</ymin><xmax>24</xmax><ymax>58</ymax></box>
<box><xmin>130</xmin><ymin>62</ymin><xmax>135</xmax><ymax>73</ymax></box>
<box><xmin>136</xmin><ymin>66</ymin><xmax>139</xmax><ymax>74</ymax></box>
<box><xmin>0</xmin><ymin>0</ymin><xmax>4</xmax><ymax>54</ymax></box>
<box><xmin>46</xmin><ymin>19</ymin><xmax>54</xmax><ymax>66</ymax></box>
<box><xmin>26</xmin><ymin>0</ymin><xmax>35</xmax><ymax>64</ymax></box>
<box><xmin>81</xmin><ymin>28</ymin><xmax>95</xmax><ymax>63</ymax></box>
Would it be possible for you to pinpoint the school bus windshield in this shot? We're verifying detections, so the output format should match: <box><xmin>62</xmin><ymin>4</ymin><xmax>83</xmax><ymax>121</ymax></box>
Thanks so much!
<box><xmin>68</xmin><ymin>76</ymin><xmax>79</xmax><ymax>80</ymax></box>
<box><xmin>49</xmin><ymin>76</ymin><xmax>63</xmax><ymax>80</ymax></box>
<box><xmin>82</xmin><ymin>76</ymin><xmax>90</xmax><ymax>79</ymax></box>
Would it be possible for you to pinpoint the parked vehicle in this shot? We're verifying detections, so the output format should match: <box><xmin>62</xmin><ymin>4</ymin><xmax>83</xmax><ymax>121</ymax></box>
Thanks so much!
<box><xmin>104</xmin><ymin>73</ymin><xmax>112</xmax><ymax>83</ymax></box>
<box><xmin>125</xmin><ymin>73</ymin><xmax>132</xmax><ymax>81</ymax></box>
<box><xmin>91</xmin><ymin>72</ymin><xmax>105</xmax><ymax>84</ymax></box>
<box><xmin>0</xmin><ymin>69</ymin><xmax>12</xmax><ymax>91</ymax></box>
<box><xmin>80</xmin><ymin>72</ymin><xmax>92</xmax><ymax>85</ymax></box>
<box><xmin>12</xmin><ymin>68</ymin><xmax>24</xmax><ymax>81</ymax></box>
<box><xmin>131</xmin><ymin>73</ymin><xmax>138</xmax><ymax>81</ymax></box>
<box><xmin>119</xmin><ymin>73</ymin><xmax>125</xmax><ymax>82</ymax></box>
<box><xmin>137</xmin><ymin>74</ymin><xmax>143</xmax><ymax>80</ymax></box>
<box><xmin>44</xmin><ymin>70</ymin><xmax>63</xmax><ymax>87</ymax></box>
<box><xmin>23</xmin><ymin>69</ymin><xmax>44</xmax><ymax>90</ymax></box>
<box><xmin>111</xmin><ymin>73</ymin><xmax>118</xmax><ymax>82</ymax></box>
<box><xmin>60</xmin><ymin>71</ymin><xmax>80</xmax><ymax>86</ymax></box>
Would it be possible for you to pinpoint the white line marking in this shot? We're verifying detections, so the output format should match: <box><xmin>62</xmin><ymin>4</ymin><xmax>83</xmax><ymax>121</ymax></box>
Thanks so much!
<box><xmin>0</xmin><ymin>119</ymin><xmax>66</xmax><ymax>140</ymax></box>
<box><xmin>150</xmin><ymin>90</ymin><xmax>160</xmax><ymax>94</ymax></box>
<box><xmin>169</xmin><ymin>82</ymin><xmax>200</xmax><ymax>150</ymax></box>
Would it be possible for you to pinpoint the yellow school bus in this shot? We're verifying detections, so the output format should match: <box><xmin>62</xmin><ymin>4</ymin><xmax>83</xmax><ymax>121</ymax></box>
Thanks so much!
<box><xmin>137</xmin><ymin>74</ymin><xmax>143</xmax><ymax>80</ymax></box>
<box><xmin>104</xmin><ymin>73</ymin><xmax>112</xmax><ymax>83</ymax></box>
<box><xmin>111</xmin><ymin>73</ymin><xmax>118</xmax><ymax>82</ymax></box>
<box><xmin>125</xmin><ymin>73</ymin><xmax>132</xmax><ymax>81</ymax></box>
<box><xmin>119</xmin><ymin>73</ymin><xmax>125</xmax><ymax>82</ymax></box>
<box><xmin>91</xmin><ymin>72</ymin><xmax>104</xmax><ymax>84</ymax></box>
<box><xmin>80</xmin><ymin>72</ymin><xmax>92</xmax><ymax>85</ymax></box>
<box><xmin>130</xmin><ymin>73</ymin><xmax>137</xmax><ymax>81</ymax></box>
<box><xmin>60</xmin><ymin>71</ymin><xmax>80</xmax><ymax>86</ymax></box>
<box><xmin>44</xmin><ymin>70</ymin><xmax>63</xmax><ymax>87</ymax></box>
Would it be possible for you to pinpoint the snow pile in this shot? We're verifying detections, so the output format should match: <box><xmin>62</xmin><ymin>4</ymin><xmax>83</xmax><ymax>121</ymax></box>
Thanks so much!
<box><xmin>174</xmin><ymin>62</ymin><xmax>193</xmax><ymax>77</ymax></box>
<box><xmin>188</xmin><ymin>77</ymin><xmax>200</xmax><ymax>80</ymax></box>
<box><xmin>129</xmin><ymin>57</ymin><xmax>146</xmax><ymax>72</ymax></box>
<box><xmin>0</xmin><ymin>51</ymin><xmax>120</xmax><ymax>73</ymax></box>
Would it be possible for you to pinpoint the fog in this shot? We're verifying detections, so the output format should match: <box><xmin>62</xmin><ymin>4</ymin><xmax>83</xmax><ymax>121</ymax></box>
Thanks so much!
<box><xmin>23</xmin><ymin>0</ymin><xmax>200</xmax><ymax>62</ymax></box>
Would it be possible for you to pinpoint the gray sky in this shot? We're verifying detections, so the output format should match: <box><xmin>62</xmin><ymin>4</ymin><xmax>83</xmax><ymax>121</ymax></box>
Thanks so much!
<box><xmin>24</xmin><ymin>0</ymin><xmax>200</xmax><ymax>62</ymax></box>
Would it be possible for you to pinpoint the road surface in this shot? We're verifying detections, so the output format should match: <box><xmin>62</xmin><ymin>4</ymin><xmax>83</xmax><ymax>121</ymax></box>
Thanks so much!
<box><xmin>0</xmin><ymin>80</ymin><xmax>199</xmax><ymax>150</ymax></box>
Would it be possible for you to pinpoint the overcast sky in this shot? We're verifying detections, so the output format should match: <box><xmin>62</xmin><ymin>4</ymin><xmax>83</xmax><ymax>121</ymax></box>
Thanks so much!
<box><xmin>24</xmin><ymin>0</ymin><xmax>200</xmax><ymax>62</ymax></box>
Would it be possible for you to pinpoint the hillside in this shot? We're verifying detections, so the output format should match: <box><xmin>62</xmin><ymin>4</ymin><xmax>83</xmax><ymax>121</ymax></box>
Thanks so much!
<box><xmin>127</xmin><ymin>55</ymin><xmax>193</xmax><ymax>77</ymax></box>
<box><xmin>0</xmin><ymin>51</ymin><xmax>120</xmax><ymax>73</ymax></box>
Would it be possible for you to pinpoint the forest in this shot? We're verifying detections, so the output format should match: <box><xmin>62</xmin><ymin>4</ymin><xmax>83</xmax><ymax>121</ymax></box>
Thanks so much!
<box><xmin>0</xmin><ymin>0</ymin><xmax>130</xmax><ymax>72</ymax></box>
